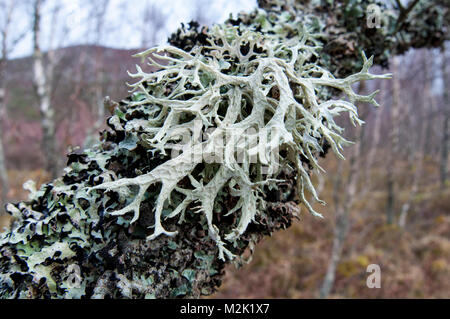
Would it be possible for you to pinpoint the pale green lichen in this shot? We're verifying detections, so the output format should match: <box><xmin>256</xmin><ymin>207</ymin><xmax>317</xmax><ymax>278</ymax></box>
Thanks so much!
<box><xmin>90</xmin><ymin>21</ymin><xmax>390</xmax><ymax>260</ymax></box>
<box><xmin>0</xmin><ymin>4</ymin><xmax>395</xmax><ymax>299</ymax></box>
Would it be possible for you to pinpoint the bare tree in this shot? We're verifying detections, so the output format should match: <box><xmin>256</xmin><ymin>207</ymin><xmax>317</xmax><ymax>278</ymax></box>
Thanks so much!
<box><xmin>319</xmin><ymin>82</ymin><xmax>368</xmax><ymax>298</ymax></box>
<box><xmin>32</xmin><ymin>0</ymin><xmax>65</xmax><ymax>179</ymax></box>
<box><xmin>423</xmin><ymin>52</ymin><xmax>438</xmax><ymax>158</ymax></box>
<box><xmin>398</xmin><ymin>53</ymin><xmax>431</xmax><ymax>228</ymax></box>
<box><xmin>0</xmin><ymin>0</ymin><xmax>27</xmax><ymax>209</ymax></box>
<box><xmin>386</xmin><ymin>56</ymin><xmax>401</xmax><ymax>224</ymax></box>
<box><xmin>83</xmin><ymin>0</ymin><xmax>110</xmax><ymax>148</ymax></box>
<box><xmin>192</xmin><ymin>0</ymin><xmax>213</xmax><ymax>26</ymax></box>
<box><xmin>0</xmin><ymin>0</ymin><xmax>13</xmax><ymax>212</ymax></box>
<box><xmin>141</xmin><ymin>1</ymin><xmax>166</xmax><ymax>48</ymax></box>
<box><xmin>440</xmin><ymin>44</ymin><xmax>449</xmax><ymax>188</ymax></box>
<box><xmin>363</xmin><ymin>81</ymin><xmax>385</xmax><ymax>194</ymax></box>
<box><xmin>319</xmin><ymin>133</ymin><xmax>360</xmax><ymax>298</ymax></box>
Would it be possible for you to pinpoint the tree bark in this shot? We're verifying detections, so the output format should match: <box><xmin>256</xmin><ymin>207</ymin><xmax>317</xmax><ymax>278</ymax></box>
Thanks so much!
<box><xmin>0</xmin><ymin>0</ymin><xmax>15</xmax><ymax>211</ymax></box>
<box><xmin>440</xmin><ymin>44</ymin><xmax>449</xmax><ymax>188</ymax></box>
<box><xmin>32</xmin><ymin>0</ymin><xmax>58</xmax><ymax>179</ymax></box>
<box><xmin>363</xmin><ymin>82</ymin><xmax>384</xmax><ymax>195</ymax></box>
<box><xmin>398</xmin><ymin>53</ymin><xmax>430</xmax><ymax>228</ymax></box>
<box><xmin>386</xmin><ymin>57</ymin><xmax>401</xmax><ymax>225</ymax></box>
<box><xmin>0</xmin><ymin>59</ymin><xmax>7</xmax><ymax>210</ymax></box>
<box><xmin>319</xmin><ymin>82</ymin><xmax>366</xmax><ymax>298</ymax></box>
<box><xmin>83</xmin><ymin>0</ymin><xmax>109</xmax><ymax>148</ymax></box>
<box><xmin>319</xmin><ymin>139</ymin><xmax>360</xmax><ymax>298</ymax></box>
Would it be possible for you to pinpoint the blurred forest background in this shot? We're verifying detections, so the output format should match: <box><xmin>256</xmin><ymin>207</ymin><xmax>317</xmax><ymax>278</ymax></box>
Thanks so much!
<box><xmin>0</xmin><ymin>0</ymin><xmax>449</xmax><ymax>298</ymax></box>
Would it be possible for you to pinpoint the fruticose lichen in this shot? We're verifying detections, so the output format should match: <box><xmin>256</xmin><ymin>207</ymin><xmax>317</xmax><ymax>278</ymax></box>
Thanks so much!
<box><xmin>96</xmin><ymin>21</ymin><xmax>388</xmax><ymax>259</ymax></box>
<box><xmin>1</xmin><ymin>6</ymin><xmax>390</xmax><ymax>299</ymax></box>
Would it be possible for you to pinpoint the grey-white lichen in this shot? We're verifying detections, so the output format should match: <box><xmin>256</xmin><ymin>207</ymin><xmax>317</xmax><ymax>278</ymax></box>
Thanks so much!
<box><xmin>90</xmin><ymin>20</ymin><xmax>390</xmax><ymax>260</ymax></box>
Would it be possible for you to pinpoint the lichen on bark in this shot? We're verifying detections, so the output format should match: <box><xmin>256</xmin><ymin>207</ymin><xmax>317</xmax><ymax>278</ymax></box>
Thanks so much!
<box><xmin>2</xmin><ymin>0</ymin><xmax>446</xmax><ymax>299</ymax></box>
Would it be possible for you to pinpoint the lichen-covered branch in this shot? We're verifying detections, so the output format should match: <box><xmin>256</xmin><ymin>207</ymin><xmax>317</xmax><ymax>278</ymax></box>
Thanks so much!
<box><xmin>6</xmin><ymin>0</ymin><xmax>442</xmax><ymax>299</ymax></box>
<box><xmin>253</xmin><ymin>0</ymin><xmax>449</xmax><ymax>77</ymax></box>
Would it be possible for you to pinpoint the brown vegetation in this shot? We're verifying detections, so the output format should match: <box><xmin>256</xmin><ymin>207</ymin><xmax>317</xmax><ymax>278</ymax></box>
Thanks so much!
<box><xmin>214</xmin><ymin>157</ymin><xmax>450</xmax><ymax>298</ymax></box>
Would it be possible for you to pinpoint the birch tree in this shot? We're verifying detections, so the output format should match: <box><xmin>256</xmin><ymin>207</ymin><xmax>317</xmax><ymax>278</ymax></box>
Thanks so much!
<box><xmin>0</xmin><ymin>0</ymin><xmax>13</xmax><ymax>212</ymax></box>
<box><xmin>363</xmin><ymin>81</ymin><xmax>385</xmax><ymax>194</ymax></box>
<box><xmin>83</xmin><ymin>0</ymin><xmax>110</xmax><ymax>148</ymax></box>
<box><xmin>140</xmin><ymin>1</ymin><xmax>166</xmax><ymax>49</ymax></box>
<box><xmin>32</xmin><ymin>0</ymin><xmax>59</xmax><ymax>179</ymax></box>
<box><xmin>440</xmin><ymin>44</ymin><xmax>449</xmax><ymax>188</ymax></box>
<box><xmin>0</xmin><ymin>0</ymin><xmax>27</xmax><ymax>210</ymax></box>
<box><xmin>0</xmin><ymin>0</ymin><xmax>447</xmax><ymax>299</ymax></box>
<box><xmin>192</xmin><ymin>0</ymin><xmax>213</xmax><ymax>26</ymax></box>
<box><xmin>398</xmin><ymin>53</ymin><xmax>431</xmax><ymax>228</ymax></box>
<box><xmin>386</xmin><ymin>56</ymin><xmax>401</xmax><ymax>224</ymax></box>
<box><xmin>319</xmin><ymin>82</ymin><xmax>368</xmax><ymax>298</ymax></box>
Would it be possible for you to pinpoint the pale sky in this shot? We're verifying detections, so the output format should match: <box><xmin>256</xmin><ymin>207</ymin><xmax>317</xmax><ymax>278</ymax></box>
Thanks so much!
<box><xmin>9</xmin><ymin>0</ymin><xmax>257</xmax><ymax>58</ymax></box>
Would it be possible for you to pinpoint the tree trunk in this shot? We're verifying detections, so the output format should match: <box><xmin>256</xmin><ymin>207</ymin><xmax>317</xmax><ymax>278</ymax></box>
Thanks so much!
<box><xmin>363</xmin><ymin>82</ymin><xmax>384</xmax><ymax>195</ymax></box>
<box><xmin>386</xmin><ymin>56</ymin><xmax>401</xmax><ymax>224</ymax></box>
<box><xmin>319</xmin><ymin>82</ymin><xmax>366</xmax><ymax>298</ymax></box>
<box><xmin>319</xmin><ymin>142</ymin><xmax>359</xmax><ymax>298</ymax></box>
<box><xmin>83</xmin><ymin>0</ymin><xmax>109</xmax><ymax>148</ymax></box>
<box><xmin>0</xmin><ymin>86</ymin><xmax>8</xmax><ymax>211</ymax></box>
<box><xmin>32</xmin><ymin>0</ymin><xmax>58</xmax><ymax>179</ymax></box>
<box><xmin>0</xmin><ymin>1</ymin><xmax>13</xmax><ymax>212</ymax></box>
<box><xmin>440</xmin><ymin>44</ymin><xmax>449</xmax><ymax>188</ymax></box>
<box><xmin>398</xmin><ymin>52</ymin><xmax>429</xmax><ymax>228</ymax></box>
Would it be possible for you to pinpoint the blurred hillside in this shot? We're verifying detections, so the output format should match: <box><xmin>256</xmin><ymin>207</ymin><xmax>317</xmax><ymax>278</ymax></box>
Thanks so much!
<box><xmin>2</xmin><ymin>45</ymin><xmax>142</xmax><ymax>172</ymax></box>
<box><xmin>0</xmin><ymin>42</ymin><xmax>449</xmax><ymax>299</ymax></box>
